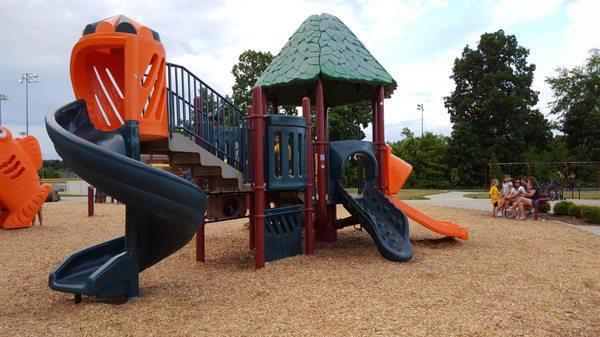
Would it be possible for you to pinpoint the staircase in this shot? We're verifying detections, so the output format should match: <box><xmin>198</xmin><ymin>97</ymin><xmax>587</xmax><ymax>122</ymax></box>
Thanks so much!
<box><xmin>164</xmin><ymin>63</ymin><xmax>251</xmax><ymax>193</ymax></box>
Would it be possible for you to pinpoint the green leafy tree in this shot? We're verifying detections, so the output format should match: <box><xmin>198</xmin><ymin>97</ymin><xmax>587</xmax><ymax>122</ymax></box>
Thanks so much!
<box><xmin>39</xmin><ymin>160</ymin><xmax>72</xmax><ymax>179</ymax></box>
<box><xmin>231</xmin><ymin>50</ymin><xmax>296</xmax><ymax>114</ymax></box>
<box><xmin>389</xmin><ymin>132</ymin><xmax>451</xmax><ymax>188</ymax></box>
<box><xmin>232</xmin><ymin>50</ymin><xmax>273</xmax><ymax>112</ymax></box>
<box><xmin>401</xmin><ymin>127</ymin><xmax>414</xmax><ymax>139</ymax></box>
<box><xmin>328</xmin><ymin>102</ymin><xmax>371</xmax><ymax>141</ymax></box>
<box><xmin>444</xmin><ymin>30</ymin><xmax>551</xmax><ymax>187</ymax></box>
<box><xmin>546</xmin><ymin>49</ymin><xmax>600</xmax><ymax>161</ymax></box>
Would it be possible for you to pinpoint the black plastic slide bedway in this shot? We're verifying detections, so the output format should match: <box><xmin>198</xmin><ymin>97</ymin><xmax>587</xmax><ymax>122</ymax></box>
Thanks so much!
<box><xmin>46</xmin><ymin>100</ymin><xmax>206</xmax><ymax>302</ymax></box>
<box><xmin>335</xmin><ymin>180</ymin><xmax>413</xmax><ymax>261</ymax></box>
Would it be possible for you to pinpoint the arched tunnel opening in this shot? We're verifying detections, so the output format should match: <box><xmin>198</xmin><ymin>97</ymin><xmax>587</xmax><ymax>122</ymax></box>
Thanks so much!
<box><xmin>341</xmin><ymin>152</ymin><xmax>378</xmax><ymax>196</ymax></box>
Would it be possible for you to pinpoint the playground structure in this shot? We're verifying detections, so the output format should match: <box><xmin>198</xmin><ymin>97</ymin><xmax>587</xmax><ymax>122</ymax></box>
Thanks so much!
<box><xmin>0</xmin><ymin>126</ymin><xmax>52</xmax><ymax>229</ymax></box>
<box><xmin>46</xmin><ymin>14</ymin><xmax>468</xmax><ymax>301</ymax></box>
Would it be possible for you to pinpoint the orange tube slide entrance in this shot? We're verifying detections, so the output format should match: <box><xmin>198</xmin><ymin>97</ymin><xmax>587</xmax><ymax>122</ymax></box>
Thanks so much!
<box><xmin>384</xmin><ymin>146</ymin><xmax>469</xmax><ymax>240</ymax></box>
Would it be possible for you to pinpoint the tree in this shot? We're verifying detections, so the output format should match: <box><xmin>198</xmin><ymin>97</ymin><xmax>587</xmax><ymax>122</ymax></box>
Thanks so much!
<box><xmin>444</xmin><ymin>30</ymin><xmax>551</xmax><ymax>187</ymax></box>
<box><xmin>401</xmin><ymin>127</ymin><xmax>414</xmax><ymax>139</ymax></box>
<box><xmin>328</xmin><ymin>103</ymin><xmax>372</xmax><ymax>141</ymax></box>
<box><xmin>232</xmin><ymin>50</ymin><xmax>274</xmax><ymax>112</ymax></box>
<box><xmin>546</xmin><ymin>49</ymin><xmax>600</xmax><ymax>161</ymax></box>
<box><xmin>39</xmin><ymin>160</ymin><xmax>72</xmax><ymax>179</ymax></box>
<box><xmin>231</xmin><ymin>50</ymin><xmax>296</xmax><ymax>115</ymax></box>
<box><xmin>389</xmin><ymin>132</ymin><xmax>451</xmax><ymax>188</ymax></box>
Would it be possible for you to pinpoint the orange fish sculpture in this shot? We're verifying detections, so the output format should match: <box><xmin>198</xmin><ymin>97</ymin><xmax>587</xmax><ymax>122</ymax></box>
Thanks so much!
<box><xmin>0</xmin><ymin>126</ymin><xmax>52</xmax><ymax>229</ymax></box>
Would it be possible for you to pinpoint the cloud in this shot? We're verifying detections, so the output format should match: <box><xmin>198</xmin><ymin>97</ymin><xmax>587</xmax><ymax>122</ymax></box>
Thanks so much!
<box><xmin>0</xmin><ymin>0</ymin><xmax>597</xmax><ymax>160</ymax></box>
<box><xmin>565</xmin><ymin>0</ymin><xmax>600</xmax><ymax>65</ymax></box>
<box><xmin>489</xmin><ymin>0</ymin><xmax>564</xmax><ymax>29</ymax></box>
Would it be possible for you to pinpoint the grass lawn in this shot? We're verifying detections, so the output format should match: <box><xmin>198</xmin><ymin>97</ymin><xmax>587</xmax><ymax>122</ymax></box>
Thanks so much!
<box><xmin>394</xmin><ymin>189</ymin><xmax>449</xmax><ymax>200</ymax></box>
<box><xmin>345</xmin><ymin>188</ymin><xmax>448</xmax><ymax>200</ymax></box>
<box><xmin>563</xmin><ymin>190</ymin><xmax>600</xmax><ymax>200</ymax></box>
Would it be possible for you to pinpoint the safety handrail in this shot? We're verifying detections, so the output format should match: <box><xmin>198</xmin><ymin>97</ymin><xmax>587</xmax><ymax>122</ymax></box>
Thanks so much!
<box><xmin>165</xmin><ymin>62</ymin><xmax>250</xmax><ymax>177</ymax></box>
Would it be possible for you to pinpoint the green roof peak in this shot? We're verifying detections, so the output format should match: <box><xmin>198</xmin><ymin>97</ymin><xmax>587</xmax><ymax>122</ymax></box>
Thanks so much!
<box><xmin>256</xmin><ymin>13</ymin><xmax>397</xmax><ymax>106</ymax></box>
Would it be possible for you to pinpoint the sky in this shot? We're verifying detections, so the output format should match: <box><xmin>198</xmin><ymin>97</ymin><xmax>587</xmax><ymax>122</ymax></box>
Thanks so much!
<box><xmin>0</xmin><ymin>0</ymin><xmax>598</xmax><ymax>159</ymax></box>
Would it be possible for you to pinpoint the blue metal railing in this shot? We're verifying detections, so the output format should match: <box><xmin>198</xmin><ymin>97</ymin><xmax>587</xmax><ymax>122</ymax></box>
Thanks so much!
<box><xmin>165</xmin><ymin>62</ymin><xmax>251</xmax><ymax>181</ymax></box>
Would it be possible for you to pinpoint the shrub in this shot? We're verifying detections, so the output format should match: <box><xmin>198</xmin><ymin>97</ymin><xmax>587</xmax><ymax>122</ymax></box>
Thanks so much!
<box><xmin>568</xmin><ymin>204</ymin><xmax>583</xmax><ymax>218</ymax></box>
<box><xmin>553</xmin><ymin>201</ymin><xmax>574</xmax><ymax>216</ymax></box>
<box><xmin>539</xmin><ymin>203</ymin><xmax>551</xmax><ymax>213</ymax></box>
<box><xmin>580</xmin><ymin>206</ymin><xmax>600</xmax><ymax>224</ymax></box>
<box><xmin>590</xmin><ymin>209</ymin><xmax>600</xmax><ymax>224</ymax></box>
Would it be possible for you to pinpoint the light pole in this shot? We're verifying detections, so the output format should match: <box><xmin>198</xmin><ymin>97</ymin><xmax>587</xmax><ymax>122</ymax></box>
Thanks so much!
<box><xmin>417</xmin><ymin>103</ymin><xmax>424</xmax><ymax>137</ymax></box>
<box><xmin>19</xmin><ymin>73</ymin><xmax>39</xmax><ymax>136</ymax></box>
<box><xmin>0</xmin><ymin>94</ymin><xmax>8</xmax><ymax>125</ymax></box>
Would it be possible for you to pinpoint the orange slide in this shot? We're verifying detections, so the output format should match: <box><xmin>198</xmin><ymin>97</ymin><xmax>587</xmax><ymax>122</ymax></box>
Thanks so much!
<box><xmin>0</xmin><ymin>126</ymin><xmax>52</xmax><ymax>229</ymax></box>
<box><xmin>384</xmin><ymin>146</ymin><xmax>468</xmax><ymax>240</ymax></box>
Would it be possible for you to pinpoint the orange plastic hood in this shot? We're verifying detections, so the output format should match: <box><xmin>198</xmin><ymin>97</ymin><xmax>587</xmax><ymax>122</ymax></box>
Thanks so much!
<box><xmin>70</xmin><ymin>15</ymin><xmax>168</xmax><ymax>141</ymax></box>
<box><xmin>385</xmin><ymin>145</ymin><xmax>412</xmax><ymax>195</ymax></box>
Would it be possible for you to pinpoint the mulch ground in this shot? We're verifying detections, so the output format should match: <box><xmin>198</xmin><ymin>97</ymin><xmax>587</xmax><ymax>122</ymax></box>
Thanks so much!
<box><xmin>0</xmin><ymin>202</ymin><xmax>599</xmax><ymax>336</ymax></box>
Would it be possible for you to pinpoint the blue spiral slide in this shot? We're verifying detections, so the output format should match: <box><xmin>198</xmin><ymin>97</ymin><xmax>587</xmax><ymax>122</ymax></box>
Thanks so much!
<box><xmin>46</xmin><ymin>100</ymin><xmax>206</xmax><ymax>301</ymax></box>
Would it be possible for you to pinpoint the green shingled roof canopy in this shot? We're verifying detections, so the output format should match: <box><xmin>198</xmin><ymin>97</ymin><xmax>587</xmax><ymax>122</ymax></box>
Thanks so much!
<box><xmin>255</xmin><ymin>13</ymin><xmax>397</xmax><ymax>107</ymax></box>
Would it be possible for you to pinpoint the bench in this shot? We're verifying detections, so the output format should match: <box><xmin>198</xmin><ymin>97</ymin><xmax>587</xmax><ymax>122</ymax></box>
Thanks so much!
<box><xmin>523</xmin><ymin>194</ymin><xmax>550</xmax><ymax>220</ymax></box>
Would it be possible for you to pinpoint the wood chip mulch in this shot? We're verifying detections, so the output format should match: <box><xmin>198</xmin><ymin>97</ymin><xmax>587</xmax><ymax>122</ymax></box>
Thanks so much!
<box><xmin>0</xmin><ymin>202</ymin><xmax>598</xmax><ymax>336</ymax></box>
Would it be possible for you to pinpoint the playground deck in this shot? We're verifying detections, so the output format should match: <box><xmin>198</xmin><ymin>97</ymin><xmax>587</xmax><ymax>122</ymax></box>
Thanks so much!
<box><xmin>1</xmin><ymin>202</ymin><xmax>599</xmax><ymax>336</ymax></box>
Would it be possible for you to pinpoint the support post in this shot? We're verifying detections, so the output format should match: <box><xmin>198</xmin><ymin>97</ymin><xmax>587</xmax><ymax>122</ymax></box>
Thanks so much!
<box><xmin>251</xmin><ymin>86</ymin><xmax>266</xmax><ymax>269</ymax></box>
<box><xmin>375</xmin><ymin>86</ymin><xmax>388</xmax><ymax>194</ymax></box>
<box><xmin>194</xmin><ymin>177</ymin><xmax>205</xmax><ymax>262</ymax></box>
<box><xmin>302</xmin><ymin>97</ymin><xmax>315</xmax><ymax>255</ymax></box>
<box><xmin>247</xmin><ymin>107</ymin><xmax>256</xmax><ymax>250</ymax></box>
<box><xmin>248</xmin><ymin>193</ymin><xmax>255</xmax><ymax>249</ymax></box>
<box><xmin>87</xmin><ymin>186</ymin><xmax>94</xmax><ymax>217</ymax></box>
<box><xmin>315</xmin><ymin>78</ymin><xmax>336</xmax><ymax>242</ymax></box>
<box><xmin>486</xmin><ymin>163</ymin><xmax>492</xmax><ymax>189</ymax></box>
<box><xmin>195</xmin><ymin>220</ymin><xmax>205</xmax><ymax>262</ymax></box>
<box><xmin>371</xmin><ymin>93</ymin><xmax>378</xmax><ymax>149</ymax></box>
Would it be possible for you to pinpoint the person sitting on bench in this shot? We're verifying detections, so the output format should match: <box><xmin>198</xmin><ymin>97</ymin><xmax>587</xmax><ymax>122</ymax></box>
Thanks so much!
<box><xmin>515</xmin><ymin>177</ymin><xmax>541</xmax><ymax>220</ymax></box>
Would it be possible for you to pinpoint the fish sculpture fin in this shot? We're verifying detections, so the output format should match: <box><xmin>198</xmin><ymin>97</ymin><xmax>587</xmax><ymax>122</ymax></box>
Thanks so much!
<box><xmin>1</xmin><ymin>184</ymin><xmax>52</xmax><ymax>229</ymax></box>
<box><xmin>16</xmin><ymin>136</ymin><xmax>43</xmax><ymax>170</ymax></box>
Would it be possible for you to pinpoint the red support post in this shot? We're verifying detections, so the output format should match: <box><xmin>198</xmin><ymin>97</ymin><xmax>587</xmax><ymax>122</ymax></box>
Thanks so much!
<box><xmin>302</xmin><ymin>97</ymin><xmax>315</xmax><ymax>255</ymax></box>
<box><xmin>376</xmin><ymin>86</ymin><xmax>388</xmax><ymax>194</ymax></box>
<box><xmin>251</xmin><ymin>86</ymin><xmax>266</xmax><ymax>269</ymax></box>
<box><xmin>195</xmin><ymin>220</ymin><xmax>205</xmax><ymax>262</ymax></box>
<box><xmin>248</xmin><ymin>193</ymin><xmax>255</xmax><ymax>249</ymax></box>
<box><xmin>247</xmin><ymin>107</ymin><xmax>256</xmax><ymax>250</ymax></box>
<box><xmin>192</xmin><ymin>177</ymin><xmax>206</xmax><ymax>262</ymax></box>
<box><xmin>371</xmin><ymin>93</ymin><xmax>378</xmax><ymax>146</ymax></box>
<box><xmin>87</xmin><ymin>186</ymin><xmax>94</xmax><ymax>217</ymax></box>
<box><xmin>314</xmin><ymin>78</ymin><xmax>336</xmax><ymax>242</ymax></box>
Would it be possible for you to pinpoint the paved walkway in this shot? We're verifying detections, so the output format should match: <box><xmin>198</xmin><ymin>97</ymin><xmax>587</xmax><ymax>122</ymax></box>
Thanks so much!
<box><xmin>57</xmin><ymin>196</ymin><xmax>88</xmax><ymax>203</ymax></box>
<box><xmin>405</xmin><ymin>192</ymin><xmax>600</xmax><ymax>235</ymax></box>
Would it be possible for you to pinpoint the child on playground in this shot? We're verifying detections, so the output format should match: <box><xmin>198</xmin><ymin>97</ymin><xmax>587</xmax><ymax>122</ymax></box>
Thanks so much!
<box><xmin>494</xmin><ymin>174</ymin><xmax>513</xmax><ymax>217</ymax></box>
<box><xmin>489</xmin><ymin>179</ymin><xmax>500</xmax><ymax>217</ymax></box>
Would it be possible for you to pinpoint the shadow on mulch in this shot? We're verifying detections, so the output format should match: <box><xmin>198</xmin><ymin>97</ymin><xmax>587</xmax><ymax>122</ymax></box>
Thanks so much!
<box><xmin>412</xmin><ymin>237</ymin><xmax>460</xmax><ymax>249</ymax></box>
